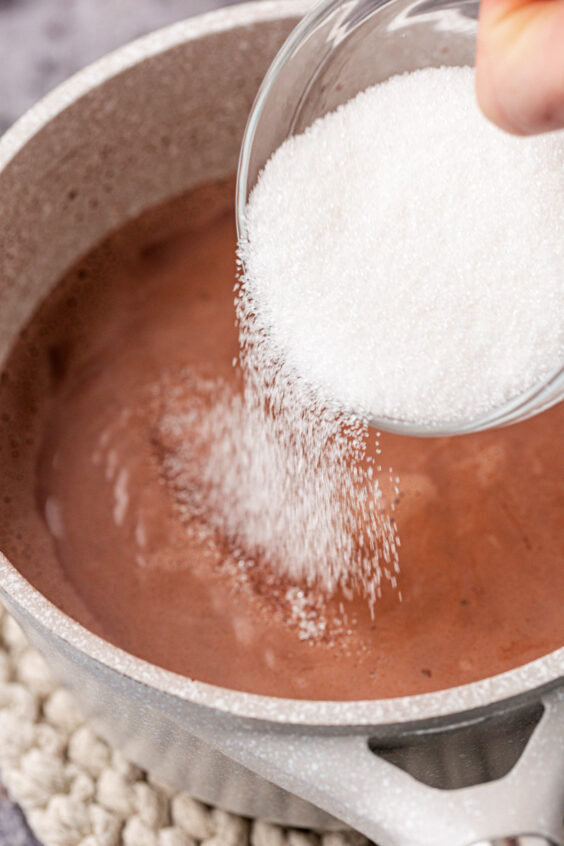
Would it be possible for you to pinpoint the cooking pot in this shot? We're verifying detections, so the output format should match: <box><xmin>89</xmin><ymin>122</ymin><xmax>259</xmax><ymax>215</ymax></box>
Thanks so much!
<box><xmin>1</xmin><ymin>3</ymin><xmax>564</xmax><ymax>845</ymax></box>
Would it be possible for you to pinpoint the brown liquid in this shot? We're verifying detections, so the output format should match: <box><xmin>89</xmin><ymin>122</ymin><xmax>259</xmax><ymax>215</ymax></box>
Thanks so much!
<box><xmin>1</xmin><ymin>181</ymin><xmax>564</xmax><ymax>700</ymax></box>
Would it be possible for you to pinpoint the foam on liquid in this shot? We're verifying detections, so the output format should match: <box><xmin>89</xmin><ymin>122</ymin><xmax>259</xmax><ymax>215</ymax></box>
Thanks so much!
<box><xmin>241</xmin><ymin>66</ymin><xmax>564</xmax><ymax>426</ymax></box>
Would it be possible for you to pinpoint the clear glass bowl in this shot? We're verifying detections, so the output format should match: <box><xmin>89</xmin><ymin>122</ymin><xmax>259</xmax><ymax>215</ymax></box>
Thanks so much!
<box><xmin>236</xmin><ymin>0</ymin><xmax>564</xmax><ymax>436</ymax></box>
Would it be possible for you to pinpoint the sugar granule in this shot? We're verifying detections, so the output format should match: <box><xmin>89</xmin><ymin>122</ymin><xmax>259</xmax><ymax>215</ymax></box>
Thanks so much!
<box><xmin>241</xmin><ymin>66</ymin><xmax>564</xmax><ymax>425</ymax></box>
<box><xmin>157</xmin><ymin>360</ymin><xmax>400</xmax><ymax>612</ymax></box>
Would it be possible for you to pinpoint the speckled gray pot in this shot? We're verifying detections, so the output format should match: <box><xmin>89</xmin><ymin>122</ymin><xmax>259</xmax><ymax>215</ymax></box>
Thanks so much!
<box><xmin>0</xmin><ymin>4</ymin><xmax>564</xmax><ymax>846</ymax></box>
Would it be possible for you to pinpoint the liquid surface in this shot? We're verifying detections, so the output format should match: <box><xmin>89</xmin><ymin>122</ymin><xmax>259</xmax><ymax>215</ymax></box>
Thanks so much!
<box><xmin>1</xmin><ymin>182</ymin><xmax>564</xmax><ymax>700</ymax></box>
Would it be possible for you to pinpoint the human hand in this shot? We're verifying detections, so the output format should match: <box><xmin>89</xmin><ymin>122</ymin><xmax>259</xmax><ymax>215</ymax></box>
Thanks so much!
<box><xmin>476</xmin><ymin>0</ymin><xmax>564</xmax><ymax>134</ymax></box>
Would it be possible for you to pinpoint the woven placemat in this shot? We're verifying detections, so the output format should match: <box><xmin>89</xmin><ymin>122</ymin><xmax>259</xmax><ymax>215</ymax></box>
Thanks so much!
<box><xmin>0</xmin><ymin>601</ymin><xmax>371</xmax><ymax>846</ymax></box>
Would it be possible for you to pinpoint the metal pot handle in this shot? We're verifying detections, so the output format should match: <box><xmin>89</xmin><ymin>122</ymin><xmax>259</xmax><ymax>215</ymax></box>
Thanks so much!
<box><xmin>214</xmin><ymin>689</ymin><xmax>564</xmax><ymax>846</ymax></box>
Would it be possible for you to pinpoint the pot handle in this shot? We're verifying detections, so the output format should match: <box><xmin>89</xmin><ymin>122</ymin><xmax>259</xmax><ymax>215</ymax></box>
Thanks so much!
<box><xmin>215</xmin><ymin>689</ymin><xmax>564</xmax><ymax>846</ymax></box>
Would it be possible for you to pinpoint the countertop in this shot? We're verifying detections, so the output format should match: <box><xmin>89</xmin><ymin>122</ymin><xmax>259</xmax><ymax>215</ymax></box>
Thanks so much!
<box><xmin>0</xmin><ymin>0</ymin><xmax>239</xmax><ymax>134</ymax></box>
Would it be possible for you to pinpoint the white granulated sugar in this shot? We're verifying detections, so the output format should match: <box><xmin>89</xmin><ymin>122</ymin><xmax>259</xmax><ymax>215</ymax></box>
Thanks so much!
<box><xmin>158</xmin><ymin>356</ymin><xmax>400</xmax><ymax>609</ymax></box>
<box><xmin>241</xmin><ymin>66</ymin><xmax>564</xmax><ymax>426</ymax></box>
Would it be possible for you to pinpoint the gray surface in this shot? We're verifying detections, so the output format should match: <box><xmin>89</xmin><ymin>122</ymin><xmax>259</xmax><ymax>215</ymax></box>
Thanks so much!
<box><xmin>0</xmin><ymin>786</ymin><xmax>40</xmax><ymax>846</ymax></box>
<box><xmin>0</xmin><ymin>0</ymin><xmax>239</xmax><ymax>133</ymax></box>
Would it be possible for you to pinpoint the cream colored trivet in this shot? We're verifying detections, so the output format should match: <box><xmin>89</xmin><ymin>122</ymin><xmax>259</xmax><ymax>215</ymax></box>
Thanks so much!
<box><xmin>0</xmin><ymin>601</ymin><xmax>371</xmax><ymax>846</ymax></box>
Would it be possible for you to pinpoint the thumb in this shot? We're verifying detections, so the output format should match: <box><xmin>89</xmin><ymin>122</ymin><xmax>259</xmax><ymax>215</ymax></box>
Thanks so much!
<box><xmin>476</xmin><ymin>0</ymin><xmax>564</xmax><ymax>135</ymax></box>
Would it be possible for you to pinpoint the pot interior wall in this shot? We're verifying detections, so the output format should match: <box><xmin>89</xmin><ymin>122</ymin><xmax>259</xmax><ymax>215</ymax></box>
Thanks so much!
<box><xmin>0</xmin><ymin>12</ymin><xmax>298</xmax><ymax>368</ymax></box>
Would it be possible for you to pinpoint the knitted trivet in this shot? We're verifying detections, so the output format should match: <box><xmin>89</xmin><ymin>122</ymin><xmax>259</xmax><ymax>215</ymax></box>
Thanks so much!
<box><xmin>0</xmin><ymin>602</ymin><xmax>371</xmax><ymax>846</ymax></box>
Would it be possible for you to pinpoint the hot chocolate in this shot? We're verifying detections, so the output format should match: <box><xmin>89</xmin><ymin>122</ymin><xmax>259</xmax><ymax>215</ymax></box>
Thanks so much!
<box><xmin>1</xmin><ymin>180</ymin><xmax>563</xmax><ymax>700</ymax></box>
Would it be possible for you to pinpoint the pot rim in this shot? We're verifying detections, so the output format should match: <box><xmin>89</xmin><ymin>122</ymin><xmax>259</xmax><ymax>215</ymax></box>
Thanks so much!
<box><xmin>1</xmin><ymin>0</ymin><xmax>563</xmax><ymax>729</ymax></box>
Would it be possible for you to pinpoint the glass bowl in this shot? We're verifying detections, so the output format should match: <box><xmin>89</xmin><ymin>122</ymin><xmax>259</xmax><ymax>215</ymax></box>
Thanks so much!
<box><xmin>236</xmin><ymin>0</ymin><xmax>564</xmax><ymax>436</ymax></box>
